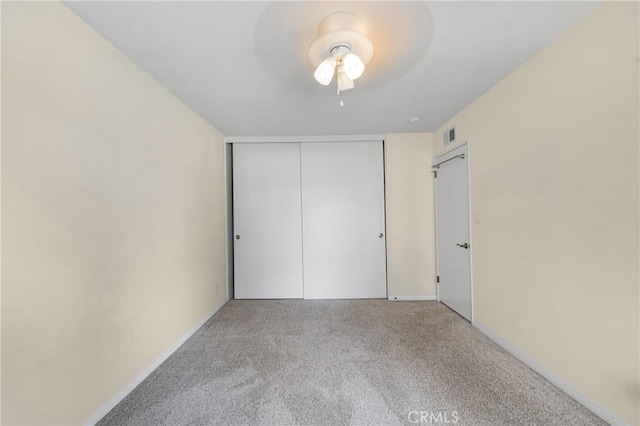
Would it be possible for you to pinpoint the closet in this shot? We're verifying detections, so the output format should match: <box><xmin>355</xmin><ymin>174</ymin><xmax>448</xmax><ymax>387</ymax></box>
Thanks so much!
<box><xmin>232</xmin><ymin>140</ymin><xmax>386</xmax><ymax>299</ymax></box>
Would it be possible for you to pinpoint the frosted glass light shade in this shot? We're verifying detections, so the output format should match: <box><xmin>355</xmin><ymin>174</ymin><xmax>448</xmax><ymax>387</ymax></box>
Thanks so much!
<box><xmin>343</xmin><ymin>53</ymin><xmax>365</xmax><ymax>80</ymax></box>
<box><xmin>314</xmin><ymin>56</ymin><xmax>337</xmax><ymax>86</ymax></box>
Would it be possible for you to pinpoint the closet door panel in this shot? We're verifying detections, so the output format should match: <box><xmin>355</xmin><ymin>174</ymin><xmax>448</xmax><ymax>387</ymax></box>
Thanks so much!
<box><xmin>233</xmin><ymin>143</ymin><xmax>303</xmax><ymax>299</ymax></box>
<box><xmin>301</xmin><ymin>141</ymin><xmax>387</xmax><ymax>299</ymax></box>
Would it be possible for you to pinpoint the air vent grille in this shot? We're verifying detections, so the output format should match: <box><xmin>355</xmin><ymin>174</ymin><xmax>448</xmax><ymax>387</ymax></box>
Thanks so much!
<box><xmin>444</xmin><ymin>126</ymin><xmax>456</xmax><ymax>145</ymax></box>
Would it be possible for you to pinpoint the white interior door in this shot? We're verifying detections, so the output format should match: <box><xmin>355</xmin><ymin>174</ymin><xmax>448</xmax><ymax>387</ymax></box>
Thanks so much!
<box><xmin>435</xmin><ymin>144</ymin><xmax>472</xmax><ymax>320</ymax></box>
<box><xmin>301</xmin><ymin>141</ymin><xmax>387</xmax><ymax>299</ymax></box>
<box><xmin>233</xmin><ymin>143</ymin><xmax>303</xmax><ymax>299</ymax></box>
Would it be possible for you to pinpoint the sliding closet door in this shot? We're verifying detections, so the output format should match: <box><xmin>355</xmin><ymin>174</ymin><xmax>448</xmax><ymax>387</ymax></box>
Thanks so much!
<box><xmin>301</xmin><ymin>141</ymin><xmax>387</xmax><ymax>299</ymax></box>
<box><xmin>233</xmin><ymin>143</ymin><xmax>303</xmax><ymax>299</ymax></box>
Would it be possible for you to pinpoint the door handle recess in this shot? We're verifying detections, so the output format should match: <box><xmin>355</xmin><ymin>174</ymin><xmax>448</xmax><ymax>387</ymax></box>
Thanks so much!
<box><xmin>456</xmin><ymin>243</ymin><xmax>469</xmax><ymax>249</ymax></box>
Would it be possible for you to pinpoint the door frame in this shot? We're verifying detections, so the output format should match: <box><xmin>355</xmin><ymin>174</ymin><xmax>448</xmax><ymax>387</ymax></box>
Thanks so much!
<box><xmin>225</xmin><ymin>135</ymin><xmax>387</xmax><ymax>300</ymax></box>
<box><xmin>226</xmin><ymin>134</ymin><xmax>386</xmax><ymax>144</ymax></box>
<box><xmin>225</xmin><ymin>143</ymin><xmax>234</xmax><ymax>300</ymax></box>
<box><xmin>433</xmin><ymin>141</ymin><xmax>474</xmax><ymax>321</ymax></box>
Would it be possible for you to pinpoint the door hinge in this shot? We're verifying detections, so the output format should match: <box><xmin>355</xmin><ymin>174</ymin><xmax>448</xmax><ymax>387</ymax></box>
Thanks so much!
<box><xmin>437</xmin><ymin>275</ymin><xmax>440</xmax><ymax>283</ymax></box>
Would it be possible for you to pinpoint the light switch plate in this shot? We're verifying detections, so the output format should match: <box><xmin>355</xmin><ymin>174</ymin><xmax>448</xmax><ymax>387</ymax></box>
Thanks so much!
<box><xmin>473</xmin><ymin>211</ymin><xmax>483</xmax><ymax>225</ymax></box>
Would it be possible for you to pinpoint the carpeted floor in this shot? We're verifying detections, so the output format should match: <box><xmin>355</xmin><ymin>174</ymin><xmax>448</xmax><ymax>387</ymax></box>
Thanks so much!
<box><xmin>98</xmin><ymin>300</ymin><xmax>604</xmax><ymax>425</ymax></box>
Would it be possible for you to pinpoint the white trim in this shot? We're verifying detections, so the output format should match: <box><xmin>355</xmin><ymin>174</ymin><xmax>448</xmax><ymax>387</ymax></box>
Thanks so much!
<box><xmin>433</xmin><ymin>172</ymin><xmax>440</xmax><ymax>303</ymax></box>
<box><xmin>225</xmin><ymin>134</ymin><xmax>386</xmax><ymax>144</ymax></box>
<box><xmin>433</xmin><ymin>139</ymin><xmax>468</xmax><ymax>160</ymax></box>
<box><xmin>473</xmin><ymin>321</ymin><xmax>624</xmax><ymax>426</ymax></box>
<box><xmin>85</xmin><ymin>297</ymin><xmax>230</xmax><ymax>425</ymax></box>
<box><xmin>465</xmin><ymin>142</ymin><xmax>475</xmax><ymax>321</ymax></box>
<box><xmin>225</xmin><ymin>144</ymin><xmax>234</xmax><ymax>300</ymax></box>
<box><xmin>388</xmin><ymin>295</ymin><xmax>437</xmax><ymax>301</ymax></box>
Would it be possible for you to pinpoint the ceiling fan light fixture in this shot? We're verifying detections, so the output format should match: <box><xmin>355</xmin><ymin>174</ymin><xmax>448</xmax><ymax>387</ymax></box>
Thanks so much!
<box><xmin>308</xmin><ymin>11</ymin><xmax>374</xmax><ymax>105</ymax></box>
<box><xmin>343</xmin><ymin>52</ymin><xmax>365</xmax><ymax>80</ymax></box>
<box><xmin>314</xmin><ymin>56</ymin><xmax>337</xmax><ymax>86</ymax></box>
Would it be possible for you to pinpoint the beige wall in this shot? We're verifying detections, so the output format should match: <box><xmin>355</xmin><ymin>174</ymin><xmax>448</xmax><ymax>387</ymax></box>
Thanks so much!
<box><xmin>1</xmin><ymin>2</ymin><xmax>228</xmax><ymax>424</ymax></box>
<box><xmin>385</xmin><ymin>133</ymin><xmax>436</xmax><ymax>299</ymax></box>
<box><xmin>434</xmin><ymin>2</ymin><xmax>639</xmax><ymax>423</ymax></box>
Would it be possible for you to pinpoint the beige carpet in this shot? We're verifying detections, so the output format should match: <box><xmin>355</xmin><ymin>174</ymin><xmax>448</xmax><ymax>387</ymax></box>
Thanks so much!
<box><xmin>98</xmin><ymin>300</ymin><xmax>604</xmax><ymax>425</ymax></box>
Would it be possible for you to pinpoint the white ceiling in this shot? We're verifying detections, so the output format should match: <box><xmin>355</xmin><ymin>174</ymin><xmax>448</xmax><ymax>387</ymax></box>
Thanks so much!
<box><xmin>65</xmin><ymin>1</ymin><xmax>598</xmax><ymax>137</ymax></box>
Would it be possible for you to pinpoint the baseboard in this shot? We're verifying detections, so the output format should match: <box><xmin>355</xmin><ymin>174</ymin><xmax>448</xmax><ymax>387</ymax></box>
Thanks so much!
<box><xmin>388</xmin><ymin>295</ymin><xmax>437</xmax><ymax>301</ymax></box>
<box><xmin>473</xmin><ymin>321</ymin><xmax>624</xmax><ymax>425</ymax></box>
<box><xmin>85</xmin><ymin>296</ymin><xmax>230</xmax><ymax>425</ymax></box>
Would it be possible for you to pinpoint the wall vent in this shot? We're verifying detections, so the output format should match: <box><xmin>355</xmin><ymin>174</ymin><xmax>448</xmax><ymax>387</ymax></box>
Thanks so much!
<box><xmin>443</xmin><ymin>126</ymin><xmax>456</xmax><ymax>145</ymax></box>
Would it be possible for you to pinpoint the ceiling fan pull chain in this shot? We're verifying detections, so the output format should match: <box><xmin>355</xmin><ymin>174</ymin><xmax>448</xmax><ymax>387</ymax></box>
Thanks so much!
<box><xmin>338</xmin><ymin>89</ymin><xmax>344</xmax><ymax>107</ymax></box>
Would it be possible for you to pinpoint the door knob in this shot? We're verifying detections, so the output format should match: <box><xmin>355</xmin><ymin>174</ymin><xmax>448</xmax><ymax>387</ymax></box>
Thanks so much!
<box><xmin>456</xmin><ymin>242</ymin><xmax>469</xmax><ymax>249</ymax></box>
<box><xmin>379</xmin><ymin>233</ymin><xmax>384</xmax><ymax>238</ymax></box>
<box><xmin>235</xmin><ymin>235</ymin><xmax>240</xmax><ymax>240</ymax></box>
